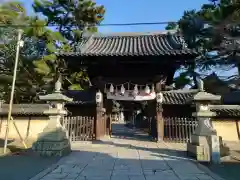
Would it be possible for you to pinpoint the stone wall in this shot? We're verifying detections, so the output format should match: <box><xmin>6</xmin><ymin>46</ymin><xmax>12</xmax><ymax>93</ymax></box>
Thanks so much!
<box><xmin>0</xmin><ymin>103</ymin><xmax>50</xmax><ymax>141</ymax></box>
<box><xmin>0</xmin><ymin>102</ymin><xmax>239</xmax><ymax>143</ymax></box>
<box><xmin>2</xmin><ymin>116</ymin><xmax>239</xmax><ymax>142</ymax></box>
<box><xmin>0</xmin><ymin>116</ymin><xmax>49</xmax><ymax>140</ymax></box>
<box><xmin>212</xmin><ymin>119</ymin><xmax>240</xmax><ymax>142</ymax></box>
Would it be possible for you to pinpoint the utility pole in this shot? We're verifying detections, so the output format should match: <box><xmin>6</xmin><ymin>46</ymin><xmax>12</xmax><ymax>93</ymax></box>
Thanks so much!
<box><xmin>3</xmin><ymin>29</ymin><xmax>24</xmax><ymax>154</ymax></box>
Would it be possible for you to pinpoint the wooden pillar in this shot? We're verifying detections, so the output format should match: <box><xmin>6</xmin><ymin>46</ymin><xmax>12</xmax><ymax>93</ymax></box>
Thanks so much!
<box><xmin>156</xmin><ymin>82</ymin><xmax>164</xmax><ymax>142</ymax></box>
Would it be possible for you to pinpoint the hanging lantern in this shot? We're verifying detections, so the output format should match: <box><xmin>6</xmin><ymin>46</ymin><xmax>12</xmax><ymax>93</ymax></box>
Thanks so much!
<box><xmin>120</xmin><ymin>85</ymin><xmax>125</xmax><ymax>95</ymax></box>
<box><xmin>109</xmin><ymin>84</ymin><xmax>114</xmax><ymax>93</ymax></box>
<box><xmin>156</xmin><ymin>92</ymin><xmax>163</xmax><ymax>103</ymax></box>
<box><xmin>144</xmin><ymin>85</ymin><xmax>150</xmax><ymax>94</ymax></box>
<box><xmin>96</xmin><ymin>91</ymin><xmax>103</xmax><ymax>103</ymax></box>
<box><xmin>133</xmin><ymin>85</ymin><xmax>138</xmax><ymax>96</ymax></box>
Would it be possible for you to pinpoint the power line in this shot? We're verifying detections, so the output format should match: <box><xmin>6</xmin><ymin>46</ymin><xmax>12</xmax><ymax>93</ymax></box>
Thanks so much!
<box><xmin>96</xmin><ymin>21</ymin><xmax>175</xmax><ymax>26</ymax></box>
<box><xmin>0</xmin><ymin>21</ymin><xmax>176</xmax><ymax>28</ymax></box>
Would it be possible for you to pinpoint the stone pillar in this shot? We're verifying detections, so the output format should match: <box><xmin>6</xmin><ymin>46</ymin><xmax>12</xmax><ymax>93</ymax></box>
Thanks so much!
<box><xmin>95</xmin><ymin>90</ymin><xmax>103</xmax><ymax>140</ymax></box>
<box><xmin>32</xmin><ymin>77</ymin><xmax>73</xmax><ymax>156</ymax></box>
<box><xmin>156</xmin><ymin>92</ymin><xmax>164</xmax><ymax>142</ymax></box>
<box><xmin>187</xmin><ymin>80</ymin><xmax>224</xmax><ymax>163</ymax></box>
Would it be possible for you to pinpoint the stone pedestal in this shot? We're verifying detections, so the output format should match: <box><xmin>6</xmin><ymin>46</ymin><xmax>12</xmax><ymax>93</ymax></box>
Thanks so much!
<box><xmin>187</xmin><ymin>134</ymin><xmax>212</xmax><ymax>162</ymax></box>
<box><xmin>187</xmin><ymin>134</ymin><xmax>229</xmax><ymax>162</ymax></box>
<box><xmin>32</xmin><ymin>114</ymin><xmax>71</xmax><ymax>156</ymax></box>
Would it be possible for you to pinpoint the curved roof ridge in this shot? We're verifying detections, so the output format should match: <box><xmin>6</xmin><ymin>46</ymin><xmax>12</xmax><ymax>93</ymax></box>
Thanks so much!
<box><xmin>210</xmin><ymin>105</ymin><xmax>240</xmax><ymax>109</ymax></box>
<box><xmin>162</xmin><ymin>89</ymin><xmax>199</xmax><ymax>93</ymax></box>
<box><xmin>57</xmin><ymin>30</ymin><xmax>199</xmax><ymax>57</ymax></box>
<box><xmin>84</xmin><ymin>30</ymin><xmax>179</xmax><ymax>38</ymax></box>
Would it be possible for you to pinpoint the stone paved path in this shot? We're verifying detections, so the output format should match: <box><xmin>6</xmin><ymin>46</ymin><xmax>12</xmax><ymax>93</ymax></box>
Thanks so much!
<box><xmin>30</xmin><ymin>123</ymin><xmax>222</xmax><ymax>180</ymax></box>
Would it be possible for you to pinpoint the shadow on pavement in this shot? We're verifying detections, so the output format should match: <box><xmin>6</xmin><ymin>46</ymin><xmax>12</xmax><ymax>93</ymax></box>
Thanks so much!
<box><xmin>0</xmin><ymin>149</ymin><xmax>61</xmax><ymax>180</ymax></box>
<box><xmin>92</xmin><ymin>138</ymin><xmax>240</xmax><ymax>180</ymax></box>
<box><xmin>100</xmin><ymin>123</ymin><xmax>240</xmax><ymax>180</ymax></box>
<box><xmin>55</xmin><ymin>148</ymin><xmax>215</xmax><ymax>180</ymax></box>
<box><xmin>0</xmin><ymin>138</ymin><xmax>61</xmax><ymax>180</ymax></box>
<box><xmin>202</xmin><ymin>161</ymin><xmax>240</xmax><ymax>180</ymax></box>
<box><xmin>0</xmin><ymin>123</ymin><xmax>239</xmax><ymax>180</ymax></box>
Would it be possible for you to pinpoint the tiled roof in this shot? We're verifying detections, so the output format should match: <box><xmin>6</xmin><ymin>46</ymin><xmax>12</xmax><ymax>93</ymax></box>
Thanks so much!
<box><xmin>162</xmin><ymin>90</ymin><xmax>199</xmax><ymax>105</ymax></box>
<box><xmin>0</xmin><ymin>104</ymin><xmax>49</xmax><ymax>115</ymax></box>
<box><xmin>58</xmin><ymin>32</ymin><xmax>199</xmax><ymax>57</ymax></box>
<box><xmin>210</xmin><ymin>105</ymin><xmax>240</xmax><ymax>117</ymax></box>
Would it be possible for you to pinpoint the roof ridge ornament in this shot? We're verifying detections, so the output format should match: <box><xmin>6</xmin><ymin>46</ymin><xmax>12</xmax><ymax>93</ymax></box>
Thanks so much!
<box><xmin>179</xmin><ymin>34</ymin><xmax>188</xmax><ymax>48</ymax></box>
<box><xmin>79</xmin><ymin>33</ymin><xmax>94</xmax><ymax>53</ymax></box>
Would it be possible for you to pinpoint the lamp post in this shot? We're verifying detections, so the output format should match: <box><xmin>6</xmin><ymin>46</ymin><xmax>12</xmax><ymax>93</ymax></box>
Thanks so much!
<box><xmin>3</xmin><ymin>29</ymin><xmax>24</xmax><ymax>154</ymax></box>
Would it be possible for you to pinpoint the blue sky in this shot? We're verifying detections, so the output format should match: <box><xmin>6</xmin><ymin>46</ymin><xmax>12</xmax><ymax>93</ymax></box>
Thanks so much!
<box><xmin>20</xmin><ymin>0</ymin><xmax>209</xmax><ymax>32</ymax></box>
<box><xmin>96</xmin><ymin>0</ymin><xmax>209</xmax><ymax>32</ymax></box>
<box><xmin>18</xmin><ymin>0</ymin><xmax>237</xmax><ymax>78</ymax></box>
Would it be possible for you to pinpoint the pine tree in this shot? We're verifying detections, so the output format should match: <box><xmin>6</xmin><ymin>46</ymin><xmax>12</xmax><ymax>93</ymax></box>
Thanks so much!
<box><xmin>167</xmin><ymin>0</ymin><xmax>240</xmax><ymax>88</ymax></box>
<box><xmin>32</xmin><ymin>0</ymin><xmax>105</xmax><ymax>90</ymax></box>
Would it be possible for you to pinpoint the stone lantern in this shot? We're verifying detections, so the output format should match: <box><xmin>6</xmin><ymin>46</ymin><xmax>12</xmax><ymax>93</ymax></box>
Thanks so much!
<box><xmin>32</xmin><ymin>76</ymin><xmax>73</xmax><ymax>156</ymax></box>
<box><xmin>192</xmin><ymin>91</ymin><xmax>220</xmax><ymax>136</ymax></box>
<box><xmin>187</xmin><ymin>79</ymin><xmax>222</xmax><ymax>162</ymax></box>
